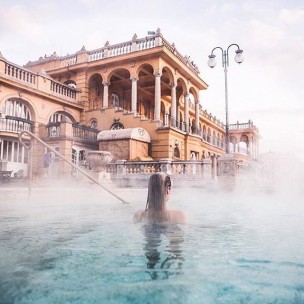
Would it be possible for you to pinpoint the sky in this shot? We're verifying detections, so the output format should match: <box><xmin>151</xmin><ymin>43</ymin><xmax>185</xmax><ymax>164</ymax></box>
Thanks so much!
<box><xmin>1</xmin><ymin>0</ymin><xmax>303</xmax><ymax>158</ymax></box>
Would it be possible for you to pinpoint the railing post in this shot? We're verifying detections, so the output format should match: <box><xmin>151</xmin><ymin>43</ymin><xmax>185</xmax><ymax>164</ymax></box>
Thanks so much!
<box><xmin>155</xmin><ymin>29</ymin><xmax>162</xmax><ymax>46</ymax></box>
<box><xmin>60</xmin><ymin>119</ymin><xmax>73</xmax><ymax>137</ymax></box>
<box><xmin>0</xmin><ymin>58</ymin><xmax>6</xmax><ymax>73</ymax></box>
<box><xmin>76</xmin><ymin>49</ymin><xmax>88</xmax><ymax>64</ymax></box>
<box><xmin>116</xmin><ymin>160</ymin><xmax>126</xmax><ymax>175</ymax></box>
<box><xmin>159</xmin><ymin>158</ymin><xmax>172</xmax><ymax>175</ymax></box>
<box><xmin>131</xmin><ymin>34</ymin><xmax>137</xmax><ymax>51</ymax></box>
<box><xmin>202</xmin><ymin>159</ymin><xmax>212</xmax><ymax>180</ymax></box>
<box><xmin>104</xmin><ymin>41</ymin><xmax>110</xmax><ymax>58</ymax></box>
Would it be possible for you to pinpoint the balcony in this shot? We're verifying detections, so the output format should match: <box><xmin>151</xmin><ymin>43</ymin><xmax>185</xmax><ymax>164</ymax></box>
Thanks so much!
<box><xmin>157</xmin><ymin>114</ymin><xmax>225</xmax><ymax>151</ymax></box>
<box><xmin>72</xmin><ymin>124</ymin><xmax>99</xmax><ymax>143</ymax></box>
<box><xmin>0</xmin><ymin>115</ymin><xmax>34</xmax><ymax>133</ymax></box>
<box><xmin>0</xmin><ymin>59</ymin><xmax>80</xmax><ymax>105</ymax></box>
<box><xmin>43</xmin><ymin>121</ymin><xmax>99</xmax><ymax>144</ymax></box>
<box><xmin>25</xmin><ymin>29</ymin><xmax>200</xmax><ymax>76</ymax></box>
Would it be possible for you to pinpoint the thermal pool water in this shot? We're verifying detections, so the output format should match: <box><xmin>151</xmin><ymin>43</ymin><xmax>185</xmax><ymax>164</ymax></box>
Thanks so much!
<box><xmin>0</xmin><ymin>184</ymin><xmax>303</xmax><ymax>303</ymax></box>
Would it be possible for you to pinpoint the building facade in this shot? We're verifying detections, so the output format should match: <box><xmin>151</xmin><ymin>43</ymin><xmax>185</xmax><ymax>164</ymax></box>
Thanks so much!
<box><xmin>0</xmin><ymin>29</ymin><xmax>259</xmax><ymax>179</ymax></box>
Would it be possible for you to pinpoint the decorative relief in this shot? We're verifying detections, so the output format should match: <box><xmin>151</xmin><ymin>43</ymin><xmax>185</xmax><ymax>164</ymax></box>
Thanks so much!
<box><xmin>138</xmin><ymin>128</ymin><xmax>145</xmax><ymax>136</ymax></box>
<box><xmin>153</xmin><ymin>71</ymin><xmax>162</xmax><ymax>77</ymax></box>
<box><xmin>130</xmin><ymin>76</ymin><xmax>139</xmax><ymax>82</ymax></box>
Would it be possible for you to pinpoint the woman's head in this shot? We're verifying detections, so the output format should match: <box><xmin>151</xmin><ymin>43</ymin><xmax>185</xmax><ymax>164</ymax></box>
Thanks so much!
<box><xmin>146</xmin><ymin>172</ymin><xmax>172</xmax><ymax>211</ymax></box>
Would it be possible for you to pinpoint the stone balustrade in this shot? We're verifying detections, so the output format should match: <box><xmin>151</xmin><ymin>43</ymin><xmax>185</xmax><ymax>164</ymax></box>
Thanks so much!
<box><xmin>61</xmin><ymin>55</ymin><xmax>77</xmax><ymax>67</ymax></box>
<box><xmin>26</xmin><ymin>30</ymin><xmax>200</xmax><ymax>75</ymax></box>
<box><xmin>159</xmin><ymin>114</ymin><xmax>225</xmax><ymax>150</ymax></box>
<box><xmin>42</xmin><ymin>121</ymin><xmax>99</xmax><ymax>143</ymax></box>
<box><xmin>50</xmin><ymin>80</ymin><xmax>77</xmax><ymax>99</ymax></box>
<box><xmin>200</xmin><ymin>109</ymin><xmax>225</xmax><ymax>129</ymax></box>
<box><xmin>0</xmin><ymin>58</ymin><xmax>79</xmax><ymax>104</ymax></box>
<box><xmin>230</xmin><ymin>120</ymin><xmax>258</xmax><ymax>132</ymax></box>
<box><xmin>106</xmin><ymin>158</ymin><xmax>213</xmax><ymax>180</ymax></box>
<box><xmin>3</xmin><ymin>62</ymin><xmax>36</xmax><ymax>85</ymax></box>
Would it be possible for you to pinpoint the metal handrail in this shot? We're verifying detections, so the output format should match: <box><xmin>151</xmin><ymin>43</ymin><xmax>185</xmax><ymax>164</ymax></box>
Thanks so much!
<box><xmin>18</xmin><ymin>130</ymin><xmax>129</xmax><ymax>204</ymax></box>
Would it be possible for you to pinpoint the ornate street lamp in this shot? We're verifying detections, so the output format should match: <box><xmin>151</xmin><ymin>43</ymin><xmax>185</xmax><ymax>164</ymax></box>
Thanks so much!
<box><xmin>207</xmin><ymin>44</ymin><xmax>244</xmax><ymax>154</ymax></box>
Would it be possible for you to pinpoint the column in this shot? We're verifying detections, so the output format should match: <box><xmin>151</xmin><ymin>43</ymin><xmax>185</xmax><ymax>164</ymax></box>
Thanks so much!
<box><xmin>131</xmin><ymin>76</ymin><xmax>138</xmax><ymax>113</ymax></box>
<box><xmin>248</xmin><ymin>141</ymin><xmax>253</xmax><ymax>157</ymax></box>
<box><xmin>154</xmin><ymin>71</ymin><xmax>161</xmax><ymax>120</ymax></box>
<box><xmin>184</xmin><ymin>93</ymin><xmax>189</xmax><ymax>132</ymax></box>
<box><xmin>102</xmin><ymin>81</ymin><xmax>110</xmax><ymax>108</ymax></box>
<box><xmin>170</xmin><ymin>83</ymin><xmax>177</xmax><ymax>127</ymax></box>
<box><xmin>195</xmin><ymin>100</ymin><xmax>200</xmax><ymax>134</ymax></box>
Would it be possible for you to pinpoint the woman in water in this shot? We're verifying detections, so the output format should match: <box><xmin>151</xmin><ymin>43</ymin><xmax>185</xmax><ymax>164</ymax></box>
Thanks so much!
<box><xmin>133</xmin><ymin>172</ymin><xmax>187</xmax><ymax>225</ymax></box>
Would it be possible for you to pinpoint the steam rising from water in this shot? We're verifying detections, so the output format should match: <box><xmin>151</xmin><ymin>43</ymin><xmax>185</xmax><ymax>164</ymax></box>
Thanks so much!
<box><xmin>0</xmin><ymin>153</ymin><xmax>303</xmax><ymax>303</ymax></box>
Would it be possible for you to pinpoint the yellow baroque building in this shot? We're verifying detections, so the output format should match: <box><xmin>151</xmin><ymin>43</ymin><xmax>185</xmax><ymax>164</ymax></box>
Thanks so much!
<box><xmin>0</xmin><ymin>29</ymin><xmax>259</xmax><ymax>179</ymax></box>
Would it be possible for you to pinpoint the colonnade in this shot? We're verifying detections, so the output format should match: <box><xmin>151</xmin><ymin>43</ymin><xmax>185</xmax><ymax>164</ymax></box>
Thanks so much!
<box><xmin>100</xmin><ymin>71</ymin><xmax>200</xmax><ymax>132</ymax></box>
<box><xmin>230</xmin><ymin>138</ymin><xmax>259</xmax><ymax>160</ymax></box>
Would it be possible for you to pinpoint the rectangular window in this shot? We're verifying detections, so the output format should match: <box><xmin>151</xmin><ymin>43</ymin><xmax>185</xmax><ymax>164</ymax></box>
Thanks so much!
<box><xmin>3</xmin><ymin>140</ymin><xmax>8</xmax><ymax>160</ymax></box>
<box><xmin>7</xmin><ymin>141</ymin><xmax>12</xmax><ymax>161</ymax></box>
<box><xmin>24</xmin><ymin>146</ymin><xmax>28</xmax><ymax>164</ymax></box>
<box><xmin>18</xmin><ymin>144</ymin><xmax>23</xmax><ymax>163</ymax></box>
<box><xmin>13</xmin><ymin>142</ymin><xmax>18</xmax><ymax>162</ymax></box>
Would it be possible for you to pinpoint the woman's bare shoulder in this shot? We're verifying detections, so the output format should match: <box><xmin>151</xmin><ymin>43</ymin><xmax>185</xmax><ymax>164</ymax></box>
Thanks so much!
<box><xmin>133</xmin><ymin>209</ymin><xmax>146</xmax><ymax>222</ymax></box>
<box><xmin>168</xmin><ymin>209</ymin><xmax>188</xmax><ymax>225</ymax></box>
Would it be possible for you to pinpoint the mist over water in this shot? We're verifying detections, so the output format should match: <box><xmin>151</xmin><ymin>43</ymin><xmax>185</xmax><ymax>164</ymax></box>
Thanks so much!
<box><xmin>0</xmin><ymin>156</ymin><xmax>304</xmax><ymax>303</ymax></box>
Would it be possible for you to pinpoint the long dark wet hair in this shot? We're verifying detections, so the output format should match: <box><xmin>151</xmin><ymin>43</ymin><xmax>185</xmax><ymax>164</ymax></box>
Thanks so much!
<box><xmin>145</xmin><ymin>172</ymin><xmax>172</xmax><ymax>224</ymax></box>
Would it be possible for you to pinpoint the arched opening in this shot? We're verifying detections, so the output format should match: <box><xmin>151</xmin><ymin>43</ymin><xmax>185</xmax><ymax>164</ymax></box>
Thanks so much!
<box><xmin>203</xmin><ymin>125</ymin><xmax>207</xmax><ymax>141</ymax></box>
<box><xmin>173</xmin><ymin>147</ymin><xmax>180</xmax><ymax>158</ymax></box>
<box><xmin>109</xmin><ymin>68</ymin><xmax>131</xmax><ymax>111</ymax></box>
<box><xmin>137</xmin><ymin>64</ymin><xmax>154</xmax><ymax>119</ymax></box>
<box><xmin>88</xmin><ymin>74</ymin><xmax>103</xmax><ymax>110</ymax></box>
<box><xmin>90</xmin><ymin>119</ymin><xmax>98</xmax><ymax>129</ymax></box>
<box><xmin>47</xmin><ymin>111</ymin><xmax>76</xmax><ymax>138</ymax></box>
<box><xmin>239</xmin><ymin>135</ymin><xmax>249</xmax><ymax>155</ymax></box>
<box><xmin>207</xmin><ymin>127</ymin><xmax>211</xmax><ymax>143</ymax></box>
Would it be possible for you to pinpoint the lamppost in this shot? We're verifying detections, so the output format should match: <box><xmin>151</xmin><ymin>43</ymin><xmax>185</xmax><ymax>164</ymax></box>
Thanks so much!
<box><xmin>207</xmin><ymin>44</ymin><xmax>244</xmax><ymax>154</ymax></box>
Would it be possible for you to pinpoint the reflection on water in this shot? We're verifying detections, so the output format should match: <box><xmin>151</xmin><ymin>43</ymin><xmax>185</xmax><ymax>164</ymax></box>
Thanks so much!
<box><xmin>142</xmin><ymin>224</ymin><xmax>184</xmax><ymax>280</ymax></box>
<box><xmin>0</xmin><ymin>186</ymin><xmax>304</xmax><ymax>303</ymax></box>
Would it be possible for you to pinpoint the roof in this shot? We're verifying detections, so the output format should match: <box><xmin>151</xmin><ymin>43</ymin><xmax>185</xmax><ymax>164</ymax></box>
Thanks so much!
<box><xmin>97</xmin><ymin>127</ymin><xmax>151</xmax><ymax>143</ymax></box>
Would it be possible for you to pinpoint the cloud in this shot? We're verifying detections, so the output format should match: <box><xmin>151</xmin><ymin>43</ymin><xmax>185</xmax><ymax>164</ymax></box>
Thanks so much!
<box><xmin>0</xmin><ymin>5</ymin><xmax>41</xmax><ymax>37</ymax></box>
<box><xmin>279</xmin><ymin>8</ymin><xmax>304</xmax><ymax>24</ymax></box>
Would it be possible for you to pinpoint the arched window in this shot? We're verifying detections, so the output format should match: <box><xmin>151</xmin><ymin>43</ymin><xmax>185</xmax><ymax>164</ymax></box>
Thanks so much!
<box><xmin>173</xmin><ymin>147</ymin><xmax>180</xmax><ymax>158</ymax></box>
<box><xmin>48</xmin><ymin>111</ymin><xmax>73</xmax><ymax>138</ymax></box>
<box><xmin>90</xmin><ymin>119</ymin><xmax>98</xmax><ymax>129</ymax></box>
<box><xmin>207</xmin><ymin>128</ymin><xmax>211</xmax><ymax>143</ymax></box>
<box><xmin>88</xmin><ymin>74</ymin><xmax>103</xmax><ymax>110</ymax></box>
<box><xmin>5</xmin><ymin>98</ymin><xmax>31</xmax><ymax>120</ymax></box>
<box><xmin>202</xmin><ymin>125</ymin><xmax>207</xmax><ymax>141</ymax></box>
<box><xmin>111</xmin><ymin>122</ymin><xmax>124</xmax><ymax>130</ymax></box>
<box><xmin>111</xmin><ymin>93</ymin><xmax>120</xmax><ymax>108</ymax></box>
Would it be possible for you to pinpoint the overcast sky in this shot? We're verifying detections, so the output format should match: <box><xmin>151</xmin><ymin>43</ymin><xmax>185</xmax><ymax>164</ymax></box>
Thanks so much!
<box><xmin>1</xmin><ymin>0</ymin><xmax>303</xmax><ymax>157</ymax></box>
